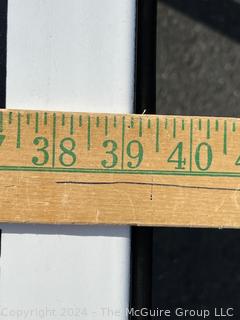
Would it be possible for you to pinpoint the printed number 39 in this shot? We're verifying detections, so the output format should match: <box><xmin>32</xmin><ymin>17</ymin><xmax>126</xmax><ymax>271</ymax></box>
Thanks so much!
<box><xmin>101</xmin><ymin>139</ymin><xmax>143</xmax><ymax>169</ymax></box>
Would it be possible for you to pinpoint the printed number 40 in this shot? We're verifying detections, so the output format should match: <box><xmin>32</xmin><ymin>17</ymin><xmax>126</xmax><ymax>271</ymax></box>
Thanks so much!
<box><xmin>168</xmin><ymin>142</ymin><xmax>212</xmax><ymax>171</ymax></box>
<box><xmin>235</xmin><ymin>155</ymin><xmax>240</xmax><ymax>166</ymax></box>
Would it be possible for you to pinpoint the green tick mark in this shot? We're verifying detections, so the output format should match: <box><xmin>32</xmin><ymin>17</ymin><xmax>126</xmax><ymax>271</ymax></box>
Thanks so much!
<box><xmin>17</xmin><ymin>112</ymin><xmax>21</xmax><ymax>148</ymax></box>
<box><xmin>189</xmin><ymin>119</ymin><xmax>193</xmax><ymax>172</ymax></box>
<box><xmin>27</xmin><ymin>113</ymin><xmax>31</xmax><ymax>125</ymax></box>
<box><xmin>35</xmin><ymin>112</ymin><xmax>39</xmax><ymax>133</ymax></box>
<box><xmin>87</xmin><ymin>115</ymin><xmax>91</xmax><ymax>150</ymax></box>
<box><xmin>79</xmin><ymin>115</ymin><xmax>82</xmax><ymax>127</ymax></box>
<box><xmin>44</xmin><ymin>112</ymin><xmax>48</xmax><ymax>125</ymax></box>
<box><xmin>96</xmin><ymin>116</ymin><xmax>100</xmax><ymax>128</ymax></box>
<box><xmin>165</xmin><ymin>118</ymin><xmax>168</xmax><ymax>129</ymax></box>
<box><xmin>148</xmin><ymin>118</ymin><xmax>151</xmax><ymax>129</ymax></box>
<box><xmin>114</xmin><ymin>116</ymin><xmax>117</xmax><ymax>128</ymax></box>
<box><xmin>207</xmin><ymin>119</ymin><xmax>210</xmax><ymax>139</ymax></box>
<box><xmin>223</xmin><ymin>120</ymin><xmax>227</xmax><ymax>155</ymax></box>
<box><xmin>215</xmin><ymin>120</ymin><xmax>219</xmax><ymax>131</ymax></box>
<box><xmin>52</xmin><ymin>113</ymin><xmax>56</xmax><ymax>167</ymax></box>
<box><xmin>198</xmin><ymin>119</ymin><xmax>202</xmax><ymax>131</ymax></box>
<box><xmin>0</xmin><ymin>111</ymin><xmax>3</xmax><ymax>132</ymax></box>
<box><xmin>130</xmin><ymin>117</ymin><xmax>134</xmax><ymax>128</ymax></box>
<box><xmin>182</xmin><ymin>119</ymin><xmax>185</xmax><ymax>130</ymax></box>
<box><xmin>62</xmin><ymin>114</ymin><xmax>65</xmax><ymax>126</ymax></box>
<box><xmin>173</xmin><ymin>118</ymin><xmax>176</xmax><ymax>138</ymax></box>
<box><xmin>105</xmin><ymin>116</ymin><xmax>108</xmax><ymax>136</ymax></box>
<box><xmin>121</xmin><ymin>116</ymin><xmax>125</xmax><ymax>169</ymax></box>
<box><xmin>0</xmin><ymin>135</ymin><xmax>5</xmax><ymax>146</ymax></box>
<box><xmin>70</xmin><ymin>115</ymin><xmax>74</xmax><ymax>135</ymax></box>
<box><xmin>8</xmin><ymin>112</ymin><xmax>13</xmax><ymax>124</ymax></box>
<box><xmin>139</xmin><ymin>118</ymin><xmax>143</xmax><ymax>137</ymax></box>
<box><xmin>156</xmin><ymin>118</ymin><xmax>160</xmax><ymax>152</ymax></box>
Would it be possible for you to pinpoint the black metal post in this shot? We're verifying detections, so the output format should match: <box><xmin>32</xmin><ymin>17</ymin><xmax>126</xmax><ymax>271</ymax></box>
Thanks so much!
<box><xmin>130</xmin><ymin>0</ymin><xmax>157</xmax><ymax>318</ymax></box>
<box><xmin>0</xmin><ymin>0</ymin><xmax>7</xmax><ymax>108</ymax></box>
<box><xmin>0</xmin><ymin>0</ymin><xmax>7</xmax><ymax>260</ymax></box>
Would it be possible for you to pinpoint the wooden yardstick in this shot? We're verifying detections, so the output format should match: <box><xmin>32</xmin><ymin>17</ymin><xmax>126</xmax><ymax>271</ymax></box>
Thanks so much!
<box><xmin>1</xmin><ymin>109</ymin><xmax>240</xmax><ymax>227</ymax></box>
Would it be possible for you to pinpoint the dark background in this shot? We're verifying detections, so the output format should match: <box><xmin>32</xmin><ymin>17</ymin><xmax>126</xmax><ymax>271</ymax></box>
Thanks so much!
<box><xmin>153</xmin><ymin>0</ymin><xmax>240</xmax><ymax>312</ymax></box>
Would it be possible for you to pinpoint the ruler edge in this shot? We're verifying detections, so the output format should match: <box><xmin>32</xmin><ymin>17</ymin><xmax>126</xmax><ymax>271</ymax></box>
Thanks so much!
<box><xmin>3</xmin><ymin>109</ymin><xmax>240</xmax><ymax>121</ymax></box>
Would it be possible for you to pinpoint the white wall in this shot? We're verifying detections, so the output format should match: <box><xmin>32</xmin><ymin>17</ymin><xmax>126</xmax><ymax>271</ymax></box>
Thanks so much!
<box><xmin>6</xmin><ymin>0</ymin><xmax>135</xmax><ymax>113</ymax></box>
<box><xmin>0</xmin><ymin>1</ymin><xmax>136</xmax><ymax>319</ymax></box>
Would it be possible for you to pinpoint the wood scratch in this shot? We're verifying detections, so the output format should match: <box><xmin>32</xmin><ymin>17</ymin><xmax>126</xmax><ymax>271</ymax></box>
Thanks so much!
<box><xmin>95</xmin><ymin>209</ymin><xmax>100</xmax><ymax>223</ymax></box>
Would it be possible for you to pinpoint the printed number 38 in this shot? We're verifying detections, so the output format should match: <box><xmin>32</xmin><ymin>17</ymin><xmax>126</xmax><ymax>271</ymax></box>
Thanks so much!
<box><xmin>32</xmin><ymin>136</ymin><xmax>76</xmax><ymax>167</ymax></box>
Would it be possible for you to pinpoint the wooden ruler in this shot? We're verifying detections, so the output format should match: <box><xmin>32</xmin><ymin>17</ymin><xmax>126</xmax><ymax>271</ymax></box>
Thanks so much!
<box><xmin>1</xmin><ymin>109</ymin><xmax>240</xmax><ymax>227</ymax></box>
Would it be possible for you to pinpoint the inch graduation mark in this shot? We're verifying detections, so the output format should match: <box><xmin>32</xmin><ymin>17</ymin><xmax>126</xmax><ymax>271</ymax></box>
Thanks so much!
<box><xmin>121</xmin><ymin>116</ymin><xmax>126</xmax><ymax>170</ymax></box>
<box><xmin>35</xmin><ymin>112</ymin><xmax>39</xmax><ymax>133</ymax></box>
<box><xmin>207</xmin><ymin>119</ymin><xmax>210</xmax><ymax>139</ymax></box>
<box><xmin>70</xmin><ymin>114</ymin><xmax>74</xmax><ymax>135</ymax></box>
<box><xmin>87</xmin><ymin>115</ymin><xmax>91</xmax><ymax>150</ymax></box>
<box><xmin>223</xmin><ymin>120</ymin><xmax>227</xmax><ymax>155</ymax></box>
<box><xmin>16</xmin><ymin>112</ymin><xmax>21</xmax><ymax>148</ymax></box>
<box><xmin>173</xmin><ymin>118</ymin><xmax>176</xmax><ymax>138</ymax></box>
<box><xmin>52</xmin><ymin>113</ymin><xmax>56</xmax><ymax>168</ymax></box>
<box><xmin>156</xmin><ymin>118</ymin><xmax>160</xmax><ymax>152</ymax></box>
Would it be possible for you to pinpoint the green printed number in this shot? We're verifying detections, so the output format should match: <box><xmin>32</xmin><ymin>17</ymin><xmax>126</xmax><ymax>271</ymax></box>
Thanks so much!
<box><xmin>127</xmin><ymin>140</ymin><xmax>143</xmax><ymax>169</ymax></box>
<box><xmin>32</xmin><ymin>136</ymin><xmax>49</xmax><ymax>166</ymax></box>
<box><xmin>59</xmin><ymin>137</ymin><xmax>76</xmax><ymax>167</ymax></box>
<box><xmin>167</xmin><ymin>142</ymin><xmax>186</xmax><ymax>169</ymax></box>
<box><xmin>101</xmin><ymin>140</ymin><xmax>118</xmax><ymax>168</ymax></box>
<box><xmin>0</xmin><ymin>135</ymin><xmax>5</xmax><ymax>147</ymax></box>
<box><xmin>195</xmin><ymin>142</ymin><xmax>212</xmax><ymax>171</ymax></box>
<box><xmin>235</xmin><ymin>155</ymin><xmax>240</xmax><ymax>166</ymax></box>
